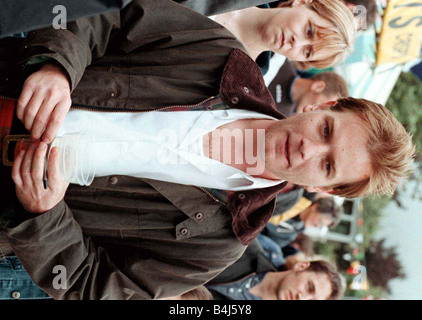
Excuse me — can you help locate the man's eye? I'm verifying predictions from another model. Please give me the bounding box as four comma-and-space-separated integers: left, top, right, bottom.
325, 159, 331, 173
324, 125, 329, 138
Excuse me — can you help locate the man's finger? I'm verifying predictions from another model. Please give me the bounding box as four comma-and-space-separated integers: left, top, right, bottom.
31, 99, 58, 140
42, 100, 71, 144
16, 84, 34, 120
47, 147, 64, 190
11, 150, 25, 187
31, 141, 48, 183
22, 92, 44, 132
20, 142, 38, 187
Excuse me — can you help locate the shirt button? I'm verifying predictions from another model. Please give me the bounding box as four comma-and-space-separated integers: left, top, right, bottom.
195, 212, 203, 220
12, 291, 20, 299
272, 253, 278, 259
231, 97, 239, 104
229, 288, 235, 293
243, 87, 249, 93
238, 193, 246, 200
109, 176, 118, 185
180, 228, 188, 235
110, 92, 116, 97
238, 288, 243, 293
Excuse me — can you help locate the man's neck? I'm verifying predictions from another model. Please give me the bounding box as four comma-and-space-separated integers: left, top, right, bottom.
203, 118, 277, 179
249, 271, 285, 299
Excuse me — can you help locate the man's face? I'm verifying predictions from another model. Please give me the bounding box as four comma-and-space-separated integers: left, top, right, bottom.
277, 270, 332, 300
263, 104, 372, 191
302, 204, 334, 229
261, 3, 335, 62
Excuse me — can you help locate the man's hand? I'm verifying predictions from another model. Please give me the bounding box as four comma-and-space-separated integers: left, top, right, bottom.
12, 141, 69, 214
17, 63, 72, 143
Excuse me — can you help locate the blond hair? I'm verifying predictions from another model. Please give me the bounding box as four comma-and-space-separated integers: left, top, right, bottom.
330, 98, 415, 198
280, 0, 356, 69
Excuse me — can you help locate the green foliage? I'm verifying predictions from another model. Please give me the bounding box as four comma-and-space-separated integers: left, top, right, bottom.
385, 72, 422, 200
361, 196, 391, 245
385, 72, 422, 156
365, 239, 406, 293
313, 241, 341, 262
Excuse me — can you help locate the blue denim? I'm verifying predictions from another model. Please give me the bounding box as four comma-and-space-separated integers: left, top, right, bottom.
207, 273, 266, 300
257, 233, 285, 269
0, 256, 50, 300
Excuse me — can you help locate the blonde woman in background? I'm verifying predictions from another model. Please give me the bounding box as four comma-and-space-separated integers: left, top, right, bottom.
213, 0, 356, 69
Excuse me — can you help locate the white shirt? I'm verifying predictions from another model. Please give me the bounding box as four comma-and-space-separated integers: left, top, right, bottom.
57, 108, 284, 190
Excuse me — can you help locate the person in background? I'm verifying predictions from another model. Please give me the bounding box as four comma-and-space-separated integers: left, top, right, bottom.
272, 0, 378, 29
267, 59, 349, 117
212, 0, 356, 70
258, 196, 343, 267
206, 246, 344, 301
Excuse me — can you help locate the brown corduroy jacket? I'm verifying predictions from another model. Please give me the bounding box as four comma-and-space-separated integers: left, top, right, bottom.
0, 0, 287, 299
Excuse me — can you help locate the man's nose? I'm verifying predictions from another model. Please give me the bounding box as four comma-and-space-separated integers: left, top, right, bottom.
300, 138, 329, 160
290, 35, 312, 48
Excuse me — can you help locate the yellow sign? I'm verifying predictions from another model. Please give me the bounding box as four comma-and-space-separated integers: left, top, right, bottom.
377, 0, 422, 65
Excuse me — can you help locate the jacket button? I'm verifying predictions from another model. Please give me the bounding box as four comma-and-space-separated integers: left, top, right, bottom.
109, 176, 118, 185
180, 228, 188, 235
110, 92, 116, 97
195, 212, 203, 220
243, 87, 249, 93
12, 291, 20, 299
231, 97, 239, 104
238, 193, 246, 200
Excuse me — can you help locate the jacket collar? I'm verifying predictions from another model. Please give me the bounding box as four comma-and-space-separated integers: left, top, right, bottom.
219, 49, 285, 120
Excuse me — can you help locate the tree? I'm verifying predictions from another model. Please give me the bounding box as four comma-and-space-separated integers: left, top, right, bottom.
365, 239, 406, 293
385, 72, 422, 204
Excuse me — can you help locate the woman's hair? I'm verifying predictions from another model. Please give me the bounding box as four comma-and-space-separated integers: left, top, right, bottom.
280, 0, 356, 69
329, 98, 415, 198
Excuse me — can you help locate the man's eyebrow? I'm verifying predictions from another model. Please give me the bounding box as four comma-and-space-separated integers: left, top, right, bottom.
328, 115, 337, 181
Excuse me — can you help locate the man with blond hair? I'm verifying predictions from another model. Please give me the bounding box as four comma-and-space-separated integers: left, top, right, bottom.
0, 0, 414, 300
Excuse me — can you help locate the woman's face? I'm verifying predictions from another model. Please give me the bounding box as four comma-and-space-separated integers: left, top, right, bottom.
261, 4, 335, 62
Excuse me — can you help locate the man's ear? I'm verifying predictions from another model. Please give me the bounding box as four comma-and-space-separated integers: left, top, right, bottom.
304, 186, 334, 194
293, 261, 311, 272
302, 100, 337, 113
311, 80, 326, 93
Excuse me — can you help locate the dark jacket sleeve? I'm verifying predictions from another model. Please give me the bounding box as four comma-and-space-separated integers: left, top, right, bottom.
0, 0, 132, 39
20, 9, 121, 91
174, 0, 279, 15
3, 200, 244, 300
